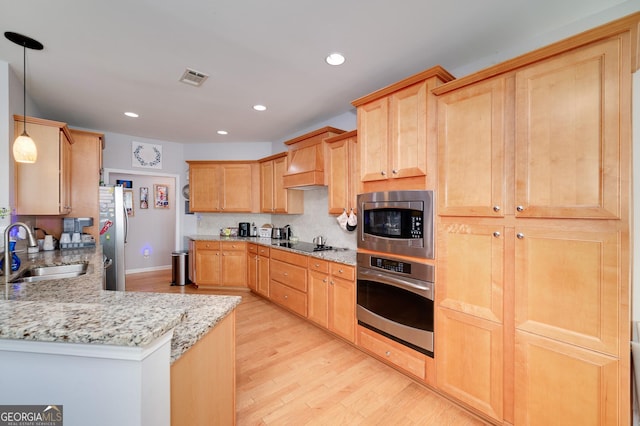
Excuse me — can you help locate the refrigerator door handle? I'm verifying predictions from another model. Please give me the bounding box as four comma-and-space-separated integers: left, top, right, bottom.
123, 203, 129, 244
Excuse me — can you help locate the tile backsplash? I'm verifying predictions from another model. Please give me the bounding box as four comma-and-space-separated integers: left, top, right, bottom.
195, 187, 357, 250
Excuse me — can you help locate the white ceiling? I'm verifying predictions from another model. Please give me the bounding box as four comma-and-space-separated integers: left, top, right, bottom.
1, 0, 637, 144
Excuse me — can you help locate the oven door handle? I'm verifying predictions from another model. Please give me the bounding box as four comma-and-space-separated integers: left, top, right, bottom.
358, 268, 433, 299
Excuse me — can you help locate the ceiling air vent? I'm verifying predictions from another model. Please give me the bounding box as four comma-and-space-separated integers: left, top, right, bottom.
179, 68, 209, 87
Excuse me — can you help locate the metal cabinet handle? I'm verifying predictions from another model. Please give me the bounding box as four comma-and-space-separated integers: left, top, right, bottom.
284, 295, 288, 299
392, 169, 398, 175
323, 278, 327, 283
493, 206, 500, 212
516, 205, 524, 212
493, 231, 501, 238
385, 351, 391, 357
517, 233, 525, 239
381, 170, 386, 176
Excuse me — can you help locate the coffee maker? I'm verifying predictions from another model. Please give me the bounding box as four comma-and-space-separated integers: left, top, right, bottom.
238, 222, 251, 237
61, 217, 96, 249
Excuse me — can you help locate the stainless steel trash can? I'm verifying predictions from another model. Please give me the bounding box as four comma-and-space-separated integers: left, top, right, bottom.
171, 250, 189, 286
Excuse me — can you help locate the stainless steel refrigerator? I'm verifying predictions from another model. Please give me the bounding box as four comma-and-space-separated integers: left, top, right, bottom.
99, 185, 128, 291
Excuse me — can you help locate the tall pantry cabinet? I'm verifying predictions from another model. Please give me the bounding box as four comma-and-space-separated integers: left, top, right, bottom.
434, 15, 637, 425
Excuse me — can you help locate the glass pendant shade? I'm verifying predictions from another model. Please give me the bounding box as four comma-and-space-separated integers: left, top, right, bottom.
13, 131, 38, 163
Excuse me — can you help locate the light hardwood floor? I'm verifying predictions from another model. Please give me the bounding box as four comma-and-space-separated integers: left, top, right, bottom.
126, 270, 487, 425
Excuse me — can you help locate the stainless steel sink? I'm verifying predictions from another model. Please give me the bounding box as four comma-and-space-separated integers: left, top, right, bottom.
9, 262, 88, 283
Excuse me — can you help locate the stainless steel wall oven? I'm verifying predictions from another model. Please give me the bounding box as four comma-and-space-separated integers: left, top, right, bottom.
356, 252, 434, 357
357, 190, 434, 259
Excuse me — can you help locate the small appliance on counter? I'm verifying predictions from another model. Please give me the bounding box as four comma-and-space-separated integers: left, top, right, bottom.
238, 222, 251, 237
60, 217, 96, 249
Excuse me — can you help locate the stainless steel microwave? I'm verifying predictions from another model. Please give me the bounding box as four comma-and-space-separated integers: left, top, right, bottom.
357, 190, 434, 259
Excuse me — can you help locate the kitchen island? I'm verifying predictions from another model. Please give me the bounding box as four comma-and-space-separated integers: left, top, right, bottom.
0, 246, 241, 426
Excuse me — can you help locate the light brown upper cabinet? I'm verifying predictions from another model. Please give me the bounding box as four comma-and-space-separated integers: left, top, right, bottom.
259, 153, 303, 214
187, 161, 258, 213
69, 129, 104, 240
282, 126, 345, 189
14, 115, 73, 215
437, 36, 625, 220
325, 130, 358, 215
352, 66, 454, 192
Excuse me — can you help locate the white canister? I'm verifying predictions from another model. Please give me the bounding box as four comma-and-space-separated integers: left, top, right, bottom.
43, 235, 55, 251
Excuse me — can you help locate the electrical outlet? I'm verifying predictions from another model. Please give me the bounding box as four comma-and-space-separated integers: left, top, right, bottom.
143, 248, 150, 258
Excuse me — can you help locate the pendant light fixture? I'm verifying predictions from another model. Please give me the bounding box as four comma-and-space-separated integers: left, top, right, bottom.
4, 31, 44, 164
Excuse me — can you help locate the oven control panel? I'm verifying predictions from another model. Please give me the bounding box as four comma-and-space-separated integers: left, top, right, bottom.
371, 256, 412, 274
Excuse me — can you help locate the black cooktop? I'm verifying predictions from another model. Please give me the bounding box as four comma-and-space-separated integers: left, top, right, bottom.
271, 241, 335, 253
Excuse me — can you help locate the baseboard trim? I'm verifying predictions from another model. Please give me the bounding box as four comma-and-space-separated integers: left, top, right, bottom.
126, 265, 171, 275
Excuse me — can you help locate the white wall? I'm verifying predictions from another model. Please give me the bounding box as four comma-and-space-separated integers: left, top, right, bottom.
109, 172, 176, 273
0, 60, 11, 240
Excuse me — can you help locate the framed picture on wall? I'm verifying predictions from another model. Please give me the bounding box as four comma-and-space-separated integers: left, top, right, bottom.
140, 187, 149, 209
154, 184, 169, 209
124, 190, 134, 216
116, 179, 133, 188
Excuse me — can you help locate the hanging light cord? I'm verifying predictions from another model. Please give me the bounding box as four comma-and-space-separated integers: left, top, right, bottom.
22, 42, 27, 136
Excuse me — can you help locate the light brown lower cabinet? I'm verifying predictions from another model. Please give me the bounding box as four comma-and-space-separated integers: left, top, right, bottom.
269, 248, 308, 316
171, 311, 236, 426
247, 243, 270, 297
193, 241, 247, 288
308, 259, 356, 343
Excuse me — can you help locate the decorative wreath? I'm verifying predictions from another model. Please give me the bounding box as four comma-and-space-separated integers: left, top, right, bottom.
133, 144, 162, 167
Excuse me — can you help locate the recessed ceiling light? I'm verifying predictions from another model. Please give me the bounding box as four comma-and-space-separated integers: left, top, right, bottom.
325, 53, 345, 66
124, 112, 139, 118
253, 104, 267, 111
217, 130, 228, 135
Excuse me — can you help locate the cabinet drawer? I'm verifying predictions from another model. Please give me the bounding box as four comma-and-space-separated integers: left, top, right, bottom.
270, 248, 308, 267
221, 241, 245, 251
270, 280, 307, 317
195, 241, 220, 250
270, 259, 307, 292
330, 263, 355, 281
357, 326, 426, 380
308, 258, 329, 273
248, 243, 258, 255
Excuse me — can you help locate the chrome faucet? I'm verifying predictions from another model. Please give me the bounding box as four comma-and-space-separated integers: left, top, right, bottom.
3, 222, 38, 293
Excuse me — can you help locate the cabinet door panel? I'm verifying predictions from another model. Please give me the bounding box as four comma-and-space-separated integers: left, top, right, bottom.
329, 276, 355, 342
515, 331, 619, 426
195, 249, 220, 285
437, 223, 504, 322
515, 38, 622, 219
438, 77, 506, 216
436, 308, 503, 421
307, 269, 329, 328
514, 227, 619, 355
358, 98, 389, 182
220, 164, 253, 212
257, 255, 270, 297
59, 130, 72, 214
273, 156, 289, 213
260, 160, 275, 212
389, 81, 427, 179
190, 164, 220, 211
221, 250, 246, 287
14, 120, 64, 215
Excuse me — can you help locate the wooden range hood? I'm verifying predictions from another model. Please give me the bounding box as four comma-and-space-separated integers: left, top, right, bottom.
282, 126, 346, 189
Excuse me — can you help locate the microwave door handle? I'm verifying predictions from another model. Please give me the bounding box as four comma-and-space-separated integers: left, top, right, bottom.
358, 268, 432, 296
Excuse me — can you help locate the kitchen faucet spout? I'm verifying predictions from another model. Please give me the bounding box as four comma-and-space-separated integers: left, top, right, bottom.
3, 222, 38, 296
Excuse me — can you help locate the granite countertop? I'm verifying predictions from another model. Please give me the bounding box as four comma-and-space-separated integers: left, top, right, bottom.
189, 234, 357, 266
0, 247, 241, 363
